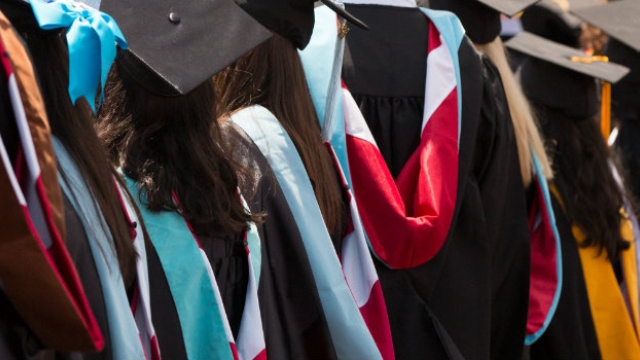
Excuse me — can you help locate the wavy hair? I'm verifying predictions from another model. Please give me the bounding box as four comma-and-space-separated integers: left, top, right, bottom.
539, 107, 629, 260
97, 55, 255, 237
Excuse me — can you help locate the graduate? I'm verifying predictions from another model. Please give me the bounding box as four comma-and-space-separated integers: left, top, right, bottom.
417, 1, 561, 357
294, 0, 551, 358
98, 0, 276, 358
0, 4, 104, 358
0, 0, 159, 359
571, 0, 640, 207
506, 29, 640, 359
214, 1, 393, 358
217, 119, 338, 359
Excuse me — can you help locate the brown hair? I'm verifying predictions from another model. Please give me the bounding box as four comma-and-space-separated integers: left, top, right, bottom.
214, 35, 346, 239
22, 31, 137, 284
97, 55, 254, 237
539, 108, 628, 260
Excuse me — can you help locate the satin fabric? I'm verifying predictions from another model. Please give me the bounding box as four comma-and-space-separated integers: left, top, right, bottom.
53, 138, 147, 360
231, 105, 382, 360
0, 11, 102, 351
339, 5, 531, 358
124, 177, 235, 360
574, 216, 640, 359
221, 122, 337, 359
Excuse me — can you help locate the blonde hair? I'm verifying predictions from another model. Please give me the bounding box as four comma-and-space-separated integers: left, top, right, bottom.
474, 37, 554, 186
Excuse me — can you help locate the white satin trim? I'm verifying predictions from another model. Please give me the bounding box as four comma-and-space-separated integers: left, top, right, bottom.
341, 0, 417, 8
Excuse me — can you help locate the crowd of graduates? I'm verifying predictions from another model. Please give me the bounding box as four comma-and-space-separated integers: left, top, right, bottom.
2, 0, 640, 359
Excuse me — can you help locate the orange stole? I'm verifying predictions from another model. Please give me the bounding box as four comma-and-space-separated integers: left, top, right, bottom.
551, 185, 640, 359
572, 215, 640, 360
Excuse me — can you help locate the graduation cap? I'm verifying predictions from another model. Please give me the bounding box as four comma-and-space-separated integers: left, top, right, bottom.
520, 0, 582, 47
572, 0, 640, 53
101, 0, 273, 96
506, 31, 629, 83
236, 0, 367, 51
506, 31, 630, 138
102, 0, 367, 96
429, 0, 540, 44
479, 0, 540, 16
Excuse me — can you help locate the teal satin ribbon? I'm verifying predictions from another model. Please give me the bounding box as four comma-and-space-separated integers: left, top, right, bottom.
29, 0, 127, 112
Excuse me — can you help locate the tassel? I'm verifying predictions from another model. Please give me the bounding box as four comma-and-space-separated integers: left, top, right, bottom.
600, 80, 611, 141
569, 55, 611, 141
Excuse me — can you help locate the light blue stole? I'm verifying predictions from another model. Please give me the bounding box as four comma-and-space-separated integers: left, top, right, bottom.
123, 177, 235, 360
526, 153, 563, 345
231, 105, 382, 360
52, 138, 145, 360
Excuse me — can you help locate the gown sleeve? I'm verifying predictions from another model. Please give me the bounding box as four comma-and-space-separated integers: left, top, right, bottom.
474, 55, 531, 360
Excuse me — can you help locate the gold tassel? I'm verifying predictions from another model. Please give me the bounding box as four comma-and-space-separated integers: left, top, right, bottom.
600, 80, 611, 141
570, 55, 611, 141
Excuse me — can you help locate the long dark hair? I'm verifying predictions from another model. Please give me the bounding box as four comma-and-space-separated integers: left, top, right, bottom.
539, 107, 629, 260
97, 55, 254, 237
214, 35, 346, 239
19, 29, 137, 284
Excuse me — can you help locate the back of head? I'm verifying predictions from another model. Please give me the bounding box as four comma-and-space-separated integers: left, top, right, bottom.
98, 53, 254, 237
532, 90, 627, 260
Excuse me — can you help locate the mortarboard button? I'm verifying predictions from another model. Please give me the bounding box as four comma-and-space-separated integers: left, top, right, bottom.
168, 12, 180, 24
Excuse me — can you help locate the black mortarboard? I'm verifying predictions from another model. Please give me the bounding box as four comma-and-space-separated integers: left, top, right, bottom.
235, 0, 368, 50
606, 38, 640, 84
572, 0, 640, 53
506, 31, 630, 83
429, 0, 540, 44
507, 31, 629, 120
101, 0, 273, 96
520, 0, 582, 47
479, 0, 540, 16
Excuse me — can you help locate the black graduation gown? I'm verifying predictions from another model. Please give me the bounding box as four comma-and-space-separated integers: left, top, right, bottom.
519, 55, 615, 360
608, 39, 640, 204
221, 122, 337, 359
342, 5, 531, 359
529, 196, 601, 360
145, 237, 188, 359
147, 211, 249, 356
